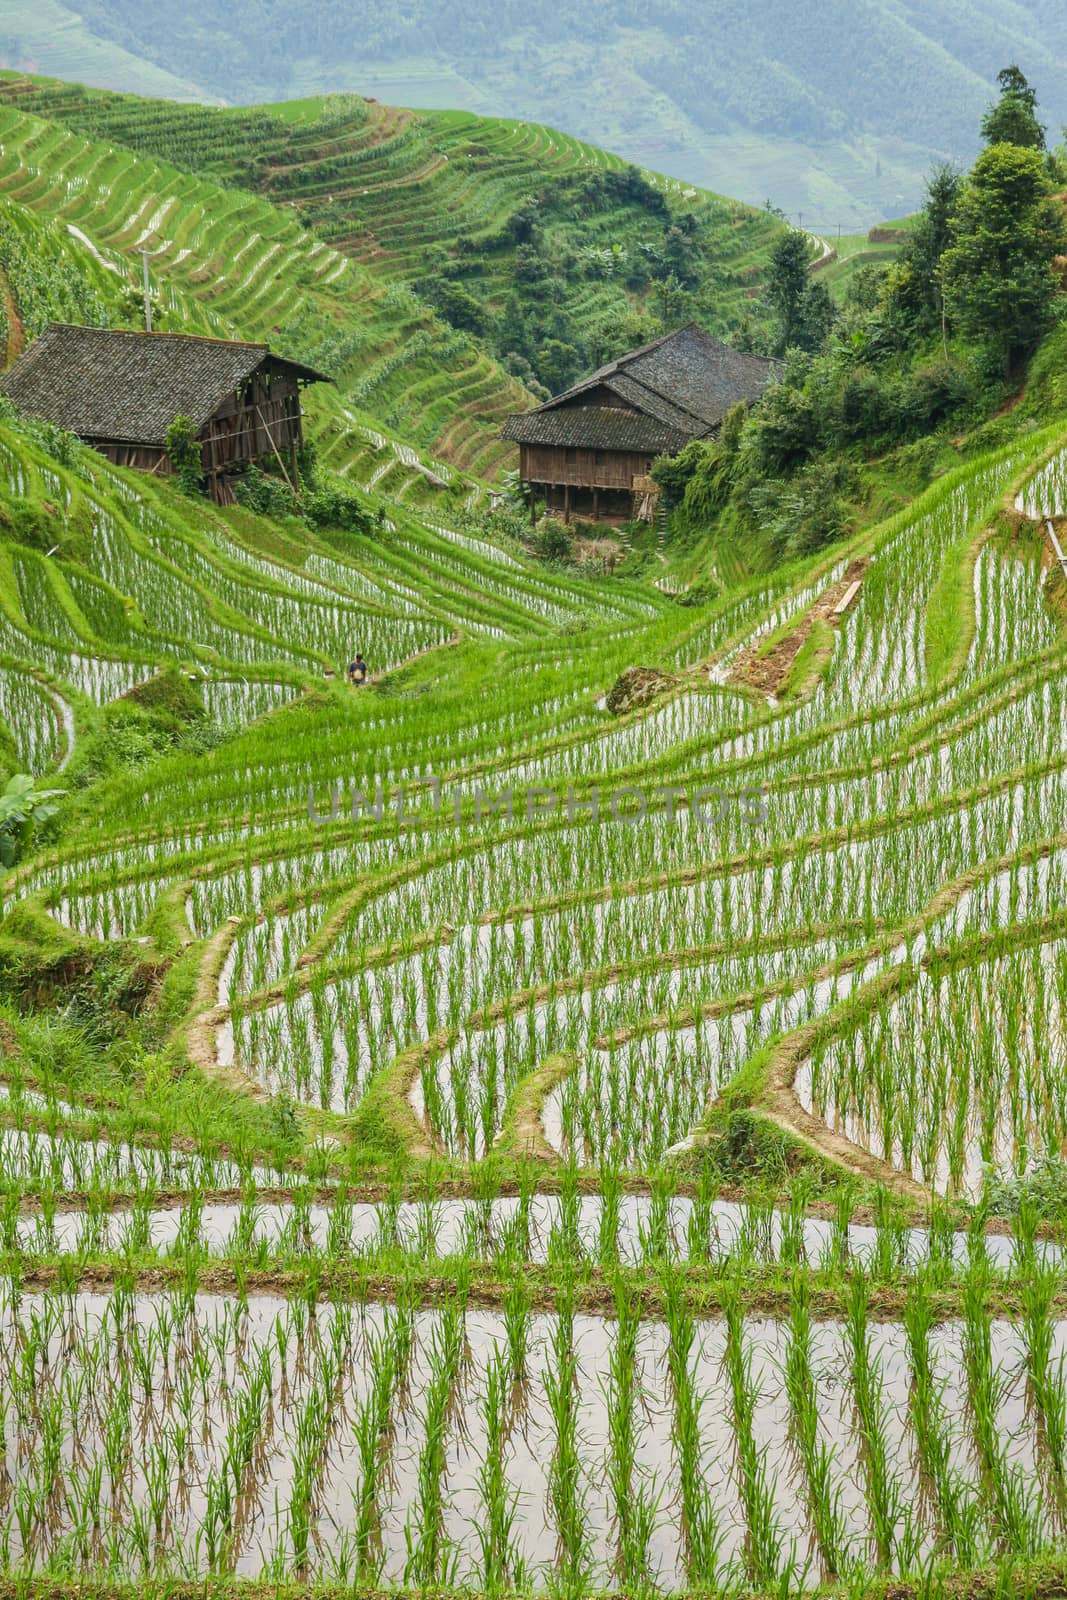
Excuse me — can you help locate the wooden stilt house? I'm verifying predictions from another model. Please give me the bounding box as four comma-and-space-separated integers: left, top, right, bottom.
502, 324, 777, 524
0, 324, 330, 503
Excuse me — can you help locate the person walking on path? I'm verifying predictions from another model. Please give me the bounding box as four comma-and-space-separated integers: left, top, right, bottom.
348, 652, 368, 686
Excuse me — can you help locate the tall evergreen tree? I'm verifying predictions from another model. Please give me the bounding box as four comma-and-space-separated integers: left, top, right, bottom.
890, 163, 961, 339
766, 230, 832, 354
766, 231, 809, 353
980, 64, 1045, 149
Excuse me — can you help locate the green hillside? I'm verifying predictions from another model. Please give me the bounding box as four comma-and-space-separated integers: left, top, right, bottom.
0, 91, 569, 484
0, 75, 789, 396
0, 0, 209, 102
5, 0, 1067, 221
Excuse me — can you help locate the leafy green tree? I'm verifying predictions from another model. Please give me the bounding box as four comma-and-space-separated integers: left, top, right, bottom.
981, 65, 1045, 150
425, 277, 487, 334
662, 221, 701, 285
766, 231, 809, 351
496, 294, 531, 359
652, 272, 691, 325
0, 774, 64, 868
800, 278, 835, 351
605, 164, 669, 217
531, 515, 573, 563
842, 261, 888, 314
512, 244, 550, 284
535, 338, 581, 393
585, 310, 660, 371
501, 350, 548, 397
891, 163, 961, 336
505, 198, 541, 244
743, 365, 819, 473
941, 142, 1066, 375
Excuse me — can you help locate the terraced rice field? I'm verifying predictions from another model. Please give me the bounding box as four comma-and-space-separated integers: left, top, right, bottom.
3, 136, 1067, 1590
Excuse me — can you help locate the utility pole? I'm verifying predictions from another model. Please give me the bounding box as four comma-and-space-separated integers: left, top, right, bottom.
140, 248, 152, 333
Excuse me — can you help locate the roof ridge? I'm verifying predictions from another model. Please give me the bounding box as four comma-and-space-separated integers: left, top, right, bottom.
501, 403, 688, 451
533, 325, 685, 411
2, 324, 329, 449
46, 322, 270, 352
504, 322, 777, 445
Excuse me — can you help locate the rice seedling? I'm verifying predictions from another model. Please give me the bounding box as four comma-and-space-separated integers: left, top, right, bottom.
404, 1297, 463, 1586
475, 1348, 527, 1594
785, 1272, 854, 1582
961, 1267, 1046, 1556
720, 1274, 796, 1591
542, 1286, 592, 1597
663, 1274, 727, 1591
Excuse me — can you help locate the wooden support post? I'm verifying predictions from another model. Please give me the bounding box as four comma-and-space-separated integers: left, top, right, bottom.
563, 483, 571, 524
256, 406, 294, 490
593, 487, 599, 523
530, 485, 537, 525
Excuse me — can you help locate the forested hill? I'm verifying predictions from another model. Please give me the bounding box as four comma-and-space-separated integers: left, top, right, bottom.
4, 0, 1067, 223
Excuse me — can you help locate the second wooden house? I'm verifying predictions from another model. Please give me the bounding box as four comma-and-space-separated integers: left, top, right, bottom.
502, 323, 777, 523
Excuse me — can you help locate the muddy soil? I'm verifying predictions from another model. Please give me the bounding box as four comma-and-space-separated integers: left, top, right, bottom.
730, 557, 871, 697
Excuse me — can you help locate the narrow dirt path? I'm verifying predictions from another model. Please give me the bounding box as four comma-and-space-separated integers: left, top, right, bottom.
50, 688, 75, 772
729, 557, 868, 697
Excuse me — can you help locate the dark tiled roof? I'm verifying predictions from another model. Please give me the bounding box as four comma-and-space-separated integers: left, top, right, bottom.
0, 324, 329, 447
503, 324, 778, 452
603, 371, 709, 434
501, 406, 688, 453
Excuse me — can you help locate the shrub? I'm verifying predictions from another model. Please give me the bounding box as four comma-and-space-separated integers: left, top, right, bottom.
748, 457, 854, 561
707, 1109, 798, 1183
0, 774, 65, 869
423, 278, 487, 334
303, 480, 374, 534
986, 1156, 1067, 1220
232, 465, 296, 519
744, 379, 819, 474
165, 414, 203, 496
531, 515, 574, 563
894, 434, 944, 491
651, 439, 706, 505
123, 664, 205, 724
0, 494, 63, 551
901, 358, 979, 431
836, 366, 898, 442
